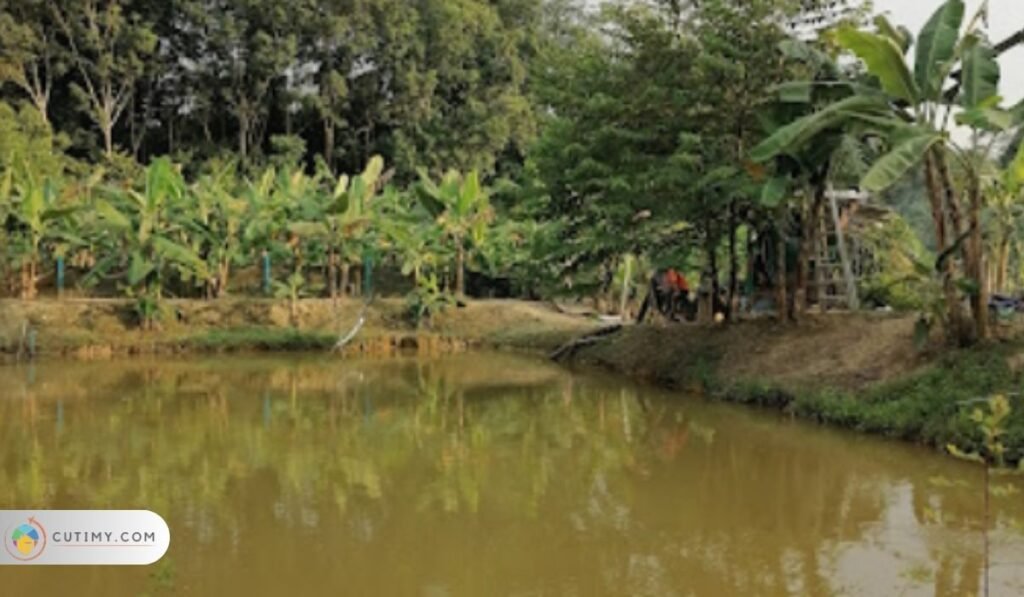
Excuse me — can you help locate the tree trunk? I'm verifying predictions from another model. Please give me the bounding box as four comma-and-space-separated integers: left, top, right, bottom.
34, 96, 49, 127
20, 262, 29, 300
328, 250, 338, 301
935, 148, 986, 341
28, 257, 37, 300
794, 190, 815, 319
218, 260, 230, 298
324, 120, 335, 172
967, 176, 989, 340
340, 262, 350, 298
239, 114, 249, 159
997, 238, 1010, 292
708, 241, 720, 320
455, 241, 466, 298
746, 231, 758, 313
925, 149, 968, 344
775, 219, 788, 322
102, 120, 114, 159
727, 204, 740, 320
619, 255, 632, 317
807, 188, 824, 308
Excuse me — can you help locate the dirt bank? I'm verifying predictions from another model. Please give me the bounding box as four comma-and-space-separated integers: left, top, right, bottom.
574, 312, 924, 392
0, 298, 598, 359
565, 313, 1024, 465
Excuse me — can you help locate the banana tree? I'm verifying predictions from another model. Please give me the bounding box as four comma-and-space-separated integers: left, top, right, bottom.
193, 163, 249, 298
757, 37, 872, 319
274, 167, 322, 277
381, 218, 446, 286
242, 167, 291, 295
0, 169, 10, 294
986, 139, 1024, 292
3, 165, 86, 299
286, 156, 385, 299
88, 158, 208, 329
332, 156, 385, 297
377, 194, 454, 323
414, 169, 494, 298
753, 0, 1021, 344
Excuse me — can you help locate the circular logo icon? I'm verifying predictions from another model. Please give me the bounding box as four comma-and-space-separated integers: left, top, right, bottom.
5, 518, 46, 561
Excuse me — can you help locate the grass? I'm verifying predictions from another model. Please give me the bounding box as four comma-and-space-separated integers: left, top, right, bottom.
182, 327, 338, 352
0, 298, 596, 357
720, 342, 1024, 466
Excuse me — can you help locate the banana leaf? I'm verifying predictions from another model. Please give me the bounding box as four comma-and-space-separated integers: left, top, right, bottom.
94, 200, 132, 229
128, 251, 154, 286
914, 0, 965, 100
961, 36, 1000, 109
750, 95, 886, 162
861, 132, 942, 192
874, 15, 913, 54
837, 27, 919, 103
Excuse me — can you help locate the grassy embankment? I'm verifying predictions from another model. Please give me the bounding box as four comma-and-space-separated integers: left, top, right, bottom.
571, 313, 1024, 465
0, 298, 598, 359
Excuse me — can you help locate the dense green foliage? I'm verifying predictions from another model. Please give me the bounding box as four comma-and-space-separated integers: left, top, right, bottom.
754, 0, 1024, 341
2, 0, 1024, 342
0, 0, 537, 178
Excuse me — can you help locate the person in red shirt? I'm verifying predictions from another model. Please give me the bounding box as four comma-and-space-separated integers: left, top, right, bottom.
664, 268, 689, 295
661, 268, 690, 319
637, 268, 692, 322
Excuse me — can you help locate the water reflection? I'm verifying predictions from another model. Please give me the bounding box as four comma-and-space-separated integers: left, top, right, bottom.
0, 354, 1021, 596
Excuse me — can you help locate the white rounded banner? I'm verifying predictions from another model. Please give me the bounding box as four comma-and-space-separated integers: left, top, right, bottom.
1, 510, 169, 565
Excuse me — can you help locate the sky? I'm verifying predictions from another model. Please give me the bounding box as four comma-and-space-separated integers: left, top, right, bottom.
879, 0, 1024, 104
585, 1, 1024, 103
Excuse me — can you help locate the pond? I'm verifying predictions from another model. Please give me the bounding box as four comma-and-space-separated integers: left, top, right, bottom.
1, 353, 1022, 596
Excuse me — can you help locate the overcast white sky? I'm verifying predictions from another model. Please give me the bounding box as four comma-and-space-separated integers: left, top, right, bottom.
588, 1, 1024, 103
880, 0, 1024, 104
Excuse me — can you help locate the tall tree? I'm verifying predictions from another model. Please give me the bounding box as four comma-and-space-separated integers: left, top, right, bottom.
177, 0, 300, 162
0, 0, 65, 124
50, 0, 157, 158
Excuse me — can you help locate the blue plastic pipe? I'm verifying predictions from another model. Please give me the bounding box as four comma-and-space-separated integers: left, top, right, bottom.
56, 256, 65, 296
363, 252, 374, 297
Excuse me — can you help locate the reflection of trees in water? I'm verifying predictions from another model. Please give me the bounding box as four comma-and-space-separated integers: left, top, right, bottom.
0, 357, 1022, 595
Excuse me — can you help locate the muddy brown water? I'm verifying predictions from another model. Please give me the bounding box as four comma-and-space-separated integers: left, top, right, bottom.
0, 353, 1022, 596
